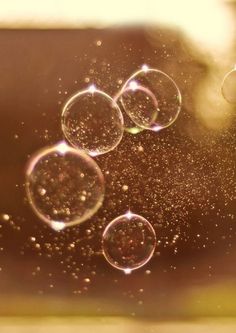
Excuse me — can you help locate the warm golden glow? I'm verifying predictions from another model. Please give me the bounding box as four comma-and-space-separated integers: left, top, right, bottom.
0, 1, 235, 128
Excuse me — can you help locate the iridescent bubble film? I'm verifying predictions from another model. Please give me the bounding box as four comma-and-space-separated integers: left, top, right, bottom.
25, 142, 104, 230
61, 86, 124, 156
120, 66, 182, 131
102, 212, 156, 272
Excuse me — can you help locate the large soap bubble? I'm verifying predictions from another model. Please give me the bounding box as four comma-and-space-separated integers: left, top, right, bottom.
119, 66, 182, 131
102, 212, 156, 273
61, 85, 124, 156
113, 83, 156, 134
25, 142, 105, 230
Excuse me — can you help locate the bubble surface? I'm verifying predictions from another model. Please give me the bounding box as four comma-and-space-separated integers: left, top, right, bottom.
102, 212, 156, 272
25, 142, 105, 230
221, 67, 236, 104
61, 86, 124, 156
120, 66, 182, 131
114, 85, 146, 135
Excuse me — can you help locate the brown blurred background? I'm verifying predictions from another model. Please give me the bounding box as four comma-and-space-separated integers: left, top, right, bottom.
0, 1, 236, 331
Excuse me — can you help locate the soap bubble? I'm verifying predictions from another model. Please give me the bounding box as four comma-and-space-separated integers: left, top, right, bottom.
102, 212, 156, 272
25, 142, 104, 230
221, 67, 236, 104
120, 66, 182, 131
61, 85, 124, 156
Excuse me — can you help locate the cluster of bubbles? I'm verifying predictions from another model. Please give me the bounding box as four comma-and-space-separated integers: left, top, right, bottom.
25, 65, 182, 272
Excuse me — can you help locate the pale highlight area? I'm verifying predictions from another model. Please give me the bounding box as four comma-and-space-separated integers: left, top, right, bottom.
0, 318, 236, 333
1, 1, 235, 129
0, 0, 234, 52
194, 70, 233, 130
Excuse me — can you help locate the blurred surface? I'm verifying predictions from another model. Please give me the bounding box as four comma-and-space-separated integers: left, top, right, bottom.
1, 318, 236, 333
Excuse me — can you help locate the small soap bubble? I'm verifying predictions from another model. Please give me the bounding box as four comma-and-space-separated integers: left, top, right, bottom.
221, 67, 236, 104
119, 66, 182, 131
102, 212, 156, 272
25, 142, 104, 230
61, 86, 124, 156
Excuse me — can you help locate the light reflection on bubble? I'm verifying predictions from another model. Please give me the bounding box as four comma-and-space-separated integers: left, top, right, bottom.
25, 142, 105, 230
120, 111, 144, 135
221, 67, 236, 104
61, 86, 124, 156
120, 66, 182, 131
102, 212, 156, 273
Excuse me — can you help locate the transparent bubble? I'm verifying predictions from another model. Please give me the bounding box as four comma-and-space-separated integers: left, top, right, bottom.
61, 85, 124, 156
221, 67, 236, 104
25, 142, 105, 230
102, 212, 156, 272
120, 66, 182, 131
